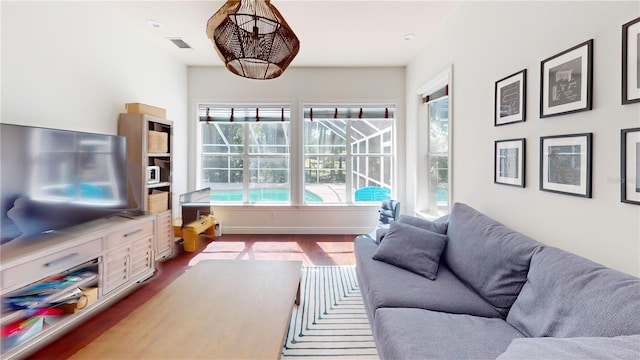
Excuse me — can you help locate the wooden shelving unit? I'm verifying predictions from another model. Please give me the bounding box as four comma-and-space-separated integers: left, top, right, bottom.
118, 113, 174, 261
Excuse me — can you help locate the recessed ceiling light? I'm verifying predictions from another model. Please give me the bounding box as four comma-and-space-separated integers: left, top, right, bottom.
146, 19, 162, 29
402, 33, 415, 41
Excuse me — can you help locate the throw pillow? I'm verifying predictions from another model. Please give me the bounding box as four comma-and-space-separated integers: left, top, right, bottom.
372, 221, 447, 280
397, 215, 448, 234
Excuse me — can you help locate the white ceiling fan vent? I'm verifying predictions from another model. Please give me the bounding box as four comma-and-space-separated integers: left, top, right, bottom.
168, 38, 191, 49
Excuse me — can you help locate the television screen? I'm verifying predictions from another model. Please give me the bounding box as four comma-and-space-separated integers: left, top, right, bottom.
1, 124, 129, 244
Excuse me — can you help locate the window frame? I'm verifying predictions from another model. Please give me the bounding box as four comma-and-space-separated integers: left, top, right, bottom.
415, 66, 453, 218
195, 102, 397, 206
196, 104, 292, 204
302, 104, 396, 205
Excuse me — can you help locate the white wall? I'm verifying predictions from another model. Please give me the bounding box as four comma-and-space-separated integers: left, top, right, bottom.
406, 1, 640, 276
1, 1, 188, 214
4, 1, 637, 274
188, 66, 405, 234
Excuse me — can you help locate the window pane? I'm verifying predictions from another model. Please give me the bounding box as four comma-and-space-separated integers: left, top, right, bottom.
248, 123, 290, 154
302, 106, 395, 204
369, 136, 381, 154
428, 99, 449, 153
200, 114, 290, 203
202, 156, 243, 187
352, 155, 391, 202
384, 156, 391, 184
249, 157, 290, 203
425, 96, 450, 215
369, 157, 381, 182
202, 123, 244, 154
428, 154, 449, 213
304, 155, 346, 203
304, 120, 346, 155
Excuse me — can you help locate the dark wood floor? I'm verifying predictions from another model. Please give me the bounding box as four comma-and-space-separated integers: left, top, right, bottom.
27, 234, 357, 359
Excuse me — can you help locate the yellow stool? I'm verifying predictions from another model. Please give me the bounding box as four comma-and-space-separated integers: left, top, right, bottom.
173, 215, 216, 252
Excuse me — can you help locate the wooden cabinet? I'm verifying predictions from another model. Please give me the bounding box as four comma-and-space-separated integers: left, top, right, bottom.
0, 215, 156, 359
103, 246, 130, 294
102, 217, 155, 295
154, 210, 174, 260
118, 113, 173, 261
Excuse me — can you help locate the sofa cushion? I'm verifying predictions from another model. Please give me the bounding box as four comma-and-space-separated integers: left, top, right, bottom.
374, 308, 524, 360
355, 235, 502, 321
496, 335, 640, 360
506, 246, 640, 338
372, 222, 447, 280
445, 203, 542, 317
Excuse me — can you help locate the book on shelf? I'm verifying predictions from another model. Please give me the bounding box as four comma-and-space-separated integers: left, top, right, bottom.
2, 271, 98, 310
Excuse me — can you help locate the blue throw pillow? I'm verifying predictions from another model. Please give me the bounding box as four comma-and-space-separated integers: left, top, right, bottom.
372, 221, 447, 280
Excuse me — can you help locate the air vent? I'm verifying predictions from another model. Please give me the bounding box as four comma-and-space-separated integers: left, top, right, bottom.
168, 38, 191, 49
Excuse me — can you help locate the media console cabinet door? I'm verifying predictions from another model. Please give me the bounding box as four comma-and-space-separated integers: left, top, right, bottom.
69, 260, 302, 359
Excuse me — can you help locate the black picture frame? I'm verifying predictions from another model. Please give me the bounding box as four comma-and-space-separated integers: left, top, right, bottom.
621, 127, 640, 204
540, 133, 592, 198
494, 70, 526, 126
494, 138, 525, 187
540, 40, 593, 118
622, 17, 640, 104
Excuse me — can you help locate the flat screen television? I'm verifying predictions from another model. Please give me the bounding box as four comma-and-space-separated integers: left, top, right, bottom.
1, 123, 129, 245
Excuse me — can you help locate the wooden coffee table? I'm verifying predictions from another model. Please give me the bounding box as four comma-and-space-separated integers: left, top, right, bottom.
70, 260, 302, 359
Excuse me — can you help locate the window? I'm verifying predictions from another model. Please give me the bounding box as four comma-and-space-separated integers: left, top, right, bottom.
426, 96, 449, 215
416, 66, 452, 217
198, 105, 290, 203
303, 106, 395, 204
196, 104, 395, 205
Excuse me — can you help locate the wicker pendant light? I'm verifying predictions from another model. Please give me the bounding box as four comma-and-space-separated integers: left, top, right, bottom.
206, 0, 300, 80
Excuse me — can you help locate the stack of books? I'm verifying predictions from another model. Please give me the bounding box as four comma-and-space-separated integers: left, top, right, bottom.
1, 260, 99, 349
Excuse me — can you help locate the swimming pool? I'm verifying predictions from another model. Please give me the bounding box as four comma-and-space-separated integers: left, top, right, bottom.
211, 188, 323, 203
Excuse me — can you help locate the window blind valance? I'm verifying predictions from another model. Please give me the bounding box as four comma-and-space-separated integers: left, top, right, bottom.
199, 105, 291, 122
423, 86, 448, 103
303, 106, 396, 121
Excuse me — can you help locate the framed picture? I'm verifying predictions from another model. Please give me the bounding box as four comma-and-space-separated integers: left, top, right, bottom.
622, 17, 640, 104
495, 70, 526, 126
621, 128, 640, 204
495, 138, 525, 187
540, 133, 592, 197
540, 40, 593, 118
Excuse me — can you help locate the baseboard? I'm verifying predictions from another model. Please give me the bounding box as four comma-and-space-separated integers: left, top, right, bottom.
220, 226, 371, 235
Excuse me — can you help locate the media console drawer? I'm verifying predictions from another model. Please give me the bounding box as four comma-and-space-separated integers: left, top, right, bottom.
1, 238, 102, 292
105, 220, 154, 249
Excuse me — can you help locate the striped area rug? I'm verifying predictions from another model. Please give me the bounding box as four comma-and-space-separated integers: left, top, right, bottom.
282, 266, 379, 359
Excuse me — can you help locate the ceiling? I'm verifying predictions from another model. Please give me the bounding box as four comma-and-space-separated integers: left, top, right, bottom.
104, 1, 460, 68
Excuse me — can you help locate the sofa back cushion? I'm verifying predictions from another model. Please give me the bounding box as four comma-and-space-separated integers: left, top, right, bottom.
506, 246, 640, 337
445, 203, 542, 317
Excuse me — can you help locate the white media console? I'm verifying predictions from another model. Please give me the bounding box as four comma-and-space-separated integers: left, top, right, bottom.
0, 213, 164, 359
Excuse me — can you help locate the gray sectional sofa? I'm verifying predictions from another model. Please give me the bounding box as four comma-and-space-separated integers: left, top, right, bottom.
355, 202, 640, 359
